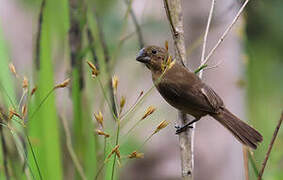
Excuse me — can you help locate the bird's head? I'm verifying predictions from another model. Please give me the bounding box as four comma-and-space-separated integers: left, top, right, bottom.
136, 45, 169, 72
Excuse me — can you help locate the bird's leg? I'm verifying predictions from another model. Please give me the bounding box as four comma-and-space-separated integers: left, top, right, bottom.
175, 118, 200, 134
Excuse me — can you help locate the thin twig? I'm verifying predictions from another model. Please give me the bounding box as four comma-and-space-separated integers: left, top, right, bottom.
61, 115, 87, 180
35, 0, 46, 69
124, 0, 144, 48
26, 135, 42, 180
163, 0, 186, 67
199, 0, 216, 78
248, 150, 260, 177
94, 11, 110, 64
111, 120, 120, 180
163, 0, 193, 179
243, 147, 249, 180
86, 25, 99, 68
94, 11, 118, 117
258, 112, 283, 180
0, 113, 10, 180
200, 0, 249, 68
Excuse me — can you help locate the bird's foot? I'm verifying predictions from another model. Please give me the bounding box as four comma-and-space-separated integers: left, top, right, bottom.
175, 124, 193, 134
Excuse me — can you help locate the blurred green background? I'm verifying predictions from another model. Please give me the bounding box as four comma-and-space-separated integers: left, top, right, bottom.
0, 0, 282, 180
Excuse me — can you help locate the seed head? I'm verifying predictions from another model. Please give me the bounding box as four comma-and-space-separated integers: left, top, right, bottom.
54, 78, 71, 89
95, 129, 110, 138
9, 63, 17, 77
87, 61, 99, 77
128, 151, 144, 159
94, 111, 104, 127
9, 107, 22, 120
120, 96, 126, 110
22, 76, 28, 89
165, 40, 169, 51
141, 106, 156, 120
21, 104, 27, 119
154, 120, 170, 134
112, 75, 118, 94
106, 145, 120, 160
31, 86, 38, 96
168, 59, 176, 69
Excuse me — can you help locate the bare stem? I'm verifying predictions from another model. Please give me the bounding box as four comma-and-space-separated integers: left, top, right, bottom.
93, 10, 118, 117
163, 0, 192, 179
200, 0, 250, 68
199, 0, 216, 78
0, 116, 10, 180
257, 112, 283, 180
61, 114, 86, 180
124, 0, 144, 48
35, 0, 46, 69
243, 147, 249, 180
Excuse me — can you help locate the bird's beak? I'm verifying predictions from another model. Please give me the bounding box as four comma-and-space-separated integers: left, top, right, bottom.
136, 48, 150, 63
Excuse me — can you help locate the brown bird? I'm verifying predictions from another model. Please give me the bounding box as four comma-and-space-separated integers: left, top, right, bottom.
136, 45, 262, 149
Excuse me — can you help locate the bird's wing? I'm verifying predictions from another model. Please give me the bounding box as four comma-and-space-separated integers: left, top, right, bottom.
157, 77, 223, 114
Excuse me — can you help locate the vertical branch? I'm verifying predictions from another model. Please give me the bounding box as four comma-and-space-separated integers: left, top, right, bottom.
163, 1, 192, 179
257, 112, 283, 180
35, 0, 46, 69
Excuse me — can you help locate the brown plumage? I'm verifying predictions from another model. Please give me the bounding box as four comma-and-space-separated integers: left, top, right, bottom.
136, 45, 263, 149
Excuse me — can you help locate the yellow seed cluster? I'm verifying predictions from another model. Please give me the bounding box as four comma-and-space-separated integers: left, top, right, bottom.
141, 106, 156, 120
94, 111, 104, 127
95, 129, 110, 138
54, 78, 71, 89
9, 63, 17, 76
22, 76, 29, 89
120, 96, 126, 110
128, 151, 144, 159
87, 61, 99, 77
112, 75, 118, 94
22, 104, 27, 119
154, 120, 169, 134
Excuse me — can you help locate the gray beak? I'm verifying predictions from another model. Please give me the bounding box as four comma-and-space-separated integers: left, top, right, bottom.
136, 48, 150, 63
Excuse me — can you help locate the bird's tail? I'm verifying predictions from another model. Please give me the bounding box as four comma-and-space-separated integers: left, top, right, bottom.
212, 108, 263, 149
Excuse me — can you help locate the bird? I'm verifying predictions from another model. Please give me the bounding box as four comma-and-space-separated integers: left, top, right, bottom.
136, 45, 263, 149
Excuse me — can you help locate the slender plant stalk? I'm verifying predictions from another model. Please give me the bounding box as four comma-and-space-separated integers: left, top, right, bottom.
199, 0, 215, 78
257, 112, 283, 180
35, 0, 46, 69
124, 0, 144, 48
243, 147, 249, 180
26, 135, 42, 180
111, 120, 120, 180
248, 150, 260, 177
199, 0, 250, 69
0, 118, 10, 180
93, 8, 118, 117
61, 114, 87, 180
29, 89, 54, 121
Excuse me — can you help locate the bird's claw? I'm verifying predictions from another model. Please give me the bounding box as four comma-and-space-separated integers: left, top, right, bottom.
175, 125, 193, 134
174, 125, 180, 129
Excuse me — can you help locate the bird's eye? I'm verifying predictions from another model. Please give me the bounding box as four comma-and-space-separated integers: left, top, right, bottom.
152, 49, 157, 54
